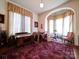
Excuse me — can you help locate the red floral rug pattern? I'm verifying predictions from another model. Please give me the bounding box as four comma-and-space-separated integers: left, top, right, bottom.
1, 41, 75, 59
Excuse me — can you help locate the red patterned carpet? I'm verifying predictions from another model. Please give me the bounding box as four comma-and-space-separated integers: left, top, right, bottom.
0, 41, 75, 59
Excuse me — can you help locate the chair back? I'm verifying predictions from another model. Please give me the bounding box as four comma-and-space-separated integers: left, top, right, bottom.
67, 32, 74, 40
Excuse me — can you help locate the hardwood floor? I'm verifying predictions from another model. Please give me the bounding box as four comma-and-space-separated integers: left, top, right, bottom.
74, 47, 79, 59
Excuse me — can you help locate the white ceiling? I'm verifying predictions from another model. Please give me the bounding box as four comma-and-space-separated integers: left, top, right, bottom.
10, 0, 69, 14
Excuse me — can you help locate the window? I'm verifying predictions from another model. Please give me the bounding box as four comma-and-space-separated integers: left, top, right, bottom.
25, 16, 31, 33
45, 19, 48, 32
9, 12, 31, 35
56, 18, 63, 35
13, 13, 21, 34
49, 20, 54, 34
45, 15, 72, 36
9, 12, 21, 35
63, 16, 72, 36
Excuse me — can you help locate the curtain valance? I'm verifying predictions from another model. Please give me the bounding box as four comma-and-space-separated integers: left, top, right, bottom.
47, 10, 74, 20
7, 2, 32, 18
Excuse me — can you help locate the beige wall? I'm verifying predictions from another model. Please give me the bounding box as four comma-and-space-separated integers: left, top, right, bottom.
38, 0, 79, 46
32, 12, 38, 32
0, 0, 7, 31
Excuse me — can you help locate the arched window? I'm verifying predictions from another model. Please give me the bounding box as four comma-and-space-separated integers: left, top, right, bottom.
45, 10, 73, 36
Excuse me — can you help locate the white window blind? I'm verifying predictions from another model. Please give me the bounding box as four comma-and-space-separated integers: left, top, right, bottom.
9, 12, 21, 35
49, 20, 54, 34
45, 19, 48, 32
9, 12, 31, 35
63, 16, 71, 36
25, 16, 31, 33
56, 18, 63, 35
46, 15, 72, 36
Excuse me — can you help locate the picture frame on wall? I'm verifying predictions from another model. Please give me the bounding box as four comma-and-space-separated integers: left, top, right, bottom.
0, 14, 4, 23
34, 22, 38, 27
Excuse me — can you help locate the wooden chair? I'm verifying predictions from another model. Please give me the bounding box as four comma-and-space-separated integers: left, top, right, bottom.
63, 32, 74, 44
32, 32, 39, 44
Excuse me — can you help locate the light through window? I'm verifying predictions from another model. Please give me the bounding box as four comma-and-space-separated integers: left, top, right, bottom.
9, 12, 21, 35
63, 16, 71, 36
9, 12, 31, 35
56, 18, 63, 35
45, 15, 72, 36
25, 16, 31, 33
49, 20, 54, 34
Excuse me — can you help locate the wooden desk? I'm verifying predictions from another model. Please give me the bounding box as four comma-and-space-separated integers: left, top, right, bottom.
0, 47, 9, 54
16, 34, 32, 46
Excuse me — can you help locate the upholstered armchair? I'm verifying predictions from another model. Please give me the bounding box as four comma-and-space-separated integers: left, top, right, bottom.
63, 32, 74, 44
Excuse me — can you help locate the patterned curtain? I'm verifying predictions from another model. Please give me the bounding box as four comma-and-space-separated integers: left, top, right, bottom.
7, 2, 32, 18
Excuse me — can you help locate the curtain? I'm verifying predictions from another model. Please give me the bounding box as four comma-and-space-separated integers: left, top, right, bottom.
9, 12, 31, 35
49, 20, 54, 34
7, 2, 32, 18
9, 12, 21, 35
25, 16, 31, 33
63, 16, 71, 36
56, 18, 63, 35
